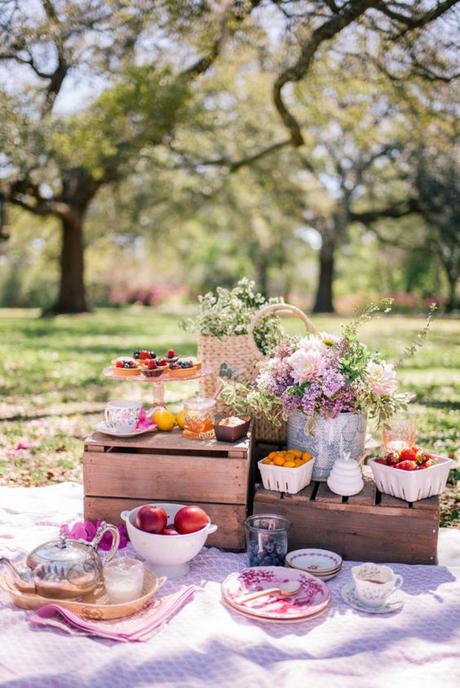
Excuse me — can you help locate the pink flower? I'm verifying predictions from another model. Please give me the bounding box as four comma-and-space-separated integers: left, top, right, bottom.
15, 440, 36, 450
365, 361, 397, 396
287, 340, 325, 383
60, 520, 128, 550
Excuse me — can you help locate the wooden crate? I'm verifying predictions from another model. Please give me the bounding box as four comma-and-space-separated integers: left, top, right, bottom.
253, 470, 439, 564
83, 426, 255, 550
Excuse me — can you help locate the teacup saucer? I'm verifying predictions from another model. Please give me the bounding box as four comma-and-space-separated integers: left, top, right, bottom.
341, 582, 404, 614
95, 422, 156, 438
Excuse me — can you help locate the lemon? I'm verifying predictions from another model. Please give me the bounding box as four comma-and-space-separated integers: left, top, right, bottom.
175, 409, 185, 429
152, 408, 176, 432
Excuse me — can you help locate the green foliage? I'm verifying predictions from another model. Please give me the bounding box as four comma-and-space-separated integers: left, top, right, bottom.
181, 278, 284, 354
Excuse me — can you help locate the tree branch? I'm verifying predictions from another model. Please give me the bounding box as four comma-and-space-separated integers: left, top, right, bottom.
350, 198, 420, 226
182, 0, 262, 79
376, 0, 459, 37
273, 0, 376, 146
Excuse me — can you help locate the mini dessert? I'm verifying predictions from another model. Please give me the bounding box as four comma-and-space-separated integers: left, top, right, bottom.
168, 358, 198, 379
166, 348, 179, 363
140, 359, 165, 378
111, 357, 140, 377
214, 416, 250, 442
133, 350, 156, 361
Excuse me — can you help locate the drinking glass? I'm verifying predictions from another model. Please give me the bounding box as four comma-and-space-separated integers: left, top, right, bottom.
381, 412, 416, 452
183, 396, 216, 440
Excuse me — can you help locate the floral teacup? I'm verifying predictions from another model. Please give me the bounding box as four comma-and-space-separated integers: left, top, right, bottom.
351, 563, 403, 608
104, 400, 142, 433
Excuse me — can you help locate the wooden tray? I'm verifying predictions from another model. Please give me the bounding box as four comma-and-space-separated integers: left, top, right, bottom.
0, 568, 163, 620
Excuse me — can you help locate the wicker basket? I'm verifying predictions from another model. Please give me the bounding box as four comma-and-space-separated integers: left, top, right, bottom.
199, 303, 316, 443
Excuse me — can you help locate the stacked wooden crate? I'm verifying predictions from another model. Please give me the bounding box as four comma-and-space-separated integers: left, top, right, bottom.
83, 426, 255, 550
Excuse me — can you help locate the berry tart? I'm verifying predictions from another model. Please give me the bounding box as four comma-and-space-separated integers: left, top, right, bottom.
140, 359, 165, 378
133, 349, 157, 362
168, 358, 200, 379
112, 356, 140, 377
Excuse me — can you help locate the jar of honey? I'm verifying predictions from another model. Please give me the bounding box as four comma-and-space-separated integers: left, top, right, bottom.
183, 396, 216, 440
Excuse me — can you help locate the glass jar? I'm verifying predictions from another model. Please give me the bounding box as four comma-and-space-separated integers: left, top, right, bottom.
183, 396, 216, 440
382, 411, 416, 452
245, 514, 291, 567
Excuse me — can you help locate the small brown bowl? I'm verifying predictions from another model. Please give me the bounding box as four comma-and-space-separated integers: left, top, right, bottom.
214, 416, 251, 442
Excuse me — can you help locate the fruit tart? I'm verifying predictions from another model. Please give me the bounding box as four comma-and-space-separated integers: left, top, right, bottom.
112, 356, 140, 377
168, 358, 199, 379
140, 359, 165, 378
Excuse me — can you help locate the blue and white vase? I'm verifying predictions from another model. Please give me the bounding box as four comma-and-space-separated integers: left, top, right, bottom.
287, 411, 367, 481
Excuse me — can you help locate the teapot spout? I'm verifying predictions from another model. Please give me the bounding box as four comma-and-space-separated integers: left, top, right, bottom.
0, 557, 35, 593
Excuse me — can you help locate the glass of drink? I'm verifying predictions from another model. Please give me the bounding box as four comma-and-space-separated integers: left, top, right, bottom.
381, 412, 416, 452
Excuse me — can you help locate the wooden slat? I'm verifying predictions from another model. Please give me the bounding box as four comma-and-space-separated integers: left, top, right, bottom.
315, 482, 343, 504
411, 496, 439, 511
85, 428, 249, 456
347, 478, 377, 507
284, 482, 317, 503
379, 492, 411, 509
84, 451, 248, 504
84, 496, 246, 550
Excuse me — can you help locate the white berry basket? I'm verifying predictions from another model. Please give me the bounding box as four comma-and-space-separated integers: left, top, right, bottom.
369, 455, 453, 502
258, 458, 315, 495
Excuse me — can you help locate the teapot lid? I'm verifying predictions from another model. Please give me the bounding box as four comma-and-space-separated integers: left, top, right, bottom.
26, 533, 97, 571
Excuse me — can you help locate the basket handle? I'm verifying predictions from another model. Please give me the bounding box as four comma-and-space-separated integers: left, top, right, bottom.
249, 303, 317, 341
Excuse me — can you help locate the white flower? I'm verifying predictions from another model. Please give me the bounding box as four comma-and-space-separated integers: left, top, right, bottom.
287, 346, 325, 383
319, 331, 340, 347
365, 361, 397, 397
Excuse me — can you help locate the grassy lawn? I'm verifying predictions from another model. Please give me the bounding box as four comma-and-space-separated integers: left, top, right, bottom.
0, 307, 458, 525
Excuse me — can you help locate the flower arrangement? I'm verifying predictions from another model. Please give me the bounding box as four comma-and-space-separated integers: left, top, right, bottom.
221, 300, 436, 429
181, 278, 283, 354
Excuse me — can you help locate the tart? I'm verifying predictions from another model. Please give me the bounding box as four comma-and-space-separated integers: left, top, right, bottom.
140, 359, 165, 378
111, 357, 140, 377
168, 358, 198, 379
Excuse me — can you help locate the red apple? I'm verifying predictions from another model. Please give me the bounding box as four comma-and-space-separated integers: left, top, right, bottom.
162, 526, 180, 536
135, 505, 167, 533
174, 505, 209, 535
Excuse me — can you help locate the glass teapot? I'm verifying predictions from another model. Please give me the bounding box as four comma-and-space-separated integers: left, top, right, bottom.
0, 522, 120, 599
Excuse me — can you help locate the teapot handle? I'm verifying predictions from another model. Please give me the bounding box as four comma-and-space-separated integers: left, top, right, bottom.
91, 523, 120, 563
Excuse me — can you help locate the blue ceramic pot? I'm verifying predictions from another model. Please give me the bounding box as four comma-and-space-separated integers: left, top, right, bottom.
287, 411, 367, 481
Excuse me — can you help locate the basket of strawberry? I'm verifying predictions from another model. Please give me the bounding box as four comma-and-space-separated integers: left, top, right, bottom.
369, 446, 452, 502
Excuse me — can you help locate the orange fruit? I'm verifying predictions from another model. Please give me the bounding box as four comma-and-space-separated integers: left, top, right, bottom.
273, 455, 286, 466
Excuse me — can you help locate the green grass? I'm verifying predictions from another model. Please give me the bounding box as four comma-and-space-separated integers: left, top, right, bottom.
0, 307, 458, 524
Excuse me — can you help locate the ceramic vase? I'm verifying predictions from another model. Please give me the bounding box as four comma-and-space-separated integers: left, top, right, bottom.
287, 411, 367, 481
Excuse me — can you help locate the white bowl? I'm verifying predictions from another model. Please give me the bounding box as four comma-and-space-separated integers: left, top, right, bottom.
258, 457, 315, 494
121, 503, 218, 578
369, 454, 453, 502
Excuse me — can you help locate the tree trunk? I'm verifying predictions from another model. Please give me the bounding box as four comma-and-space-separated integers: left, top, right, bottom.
445, 272, 458, 313
255, 252, 270, 298
313, 234, 336, 314
51, 213, 88, 314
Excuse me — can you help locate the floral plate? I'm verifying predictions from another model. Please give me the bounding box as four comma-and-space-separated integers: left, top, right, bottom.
95, 422, 156, 438
223, 597, 331, 624
285, 549, 343, 573
221, 567, 330, 620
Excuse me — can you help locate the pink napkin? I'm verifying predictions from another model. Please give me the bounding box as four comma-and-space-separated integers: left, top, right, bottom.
136, 408, 156, 430
29, 585, 200, 642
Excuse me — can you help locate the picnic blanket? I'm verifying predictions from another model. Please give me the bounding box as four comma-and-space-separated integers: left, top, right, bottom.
0, 482, 459, 688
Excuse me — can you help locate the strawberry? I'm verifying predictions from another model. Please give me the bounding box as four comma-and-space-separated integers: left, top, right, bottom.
167, 349, 176, 359
375, 458, 388, 465
394, 460, 418, 471
115, 360, 124, 368
147, 359, 157, 369
158, 359, 168, 367
398, 447, 417, 462
419, 458, 437, 469
385, 452, 400, 465
138, 350, 151, 360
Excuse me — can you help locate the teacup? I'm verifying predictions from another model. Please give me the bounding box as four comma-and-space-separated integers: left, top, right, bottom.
104, 400, 142, 433
351, 563, 403, 608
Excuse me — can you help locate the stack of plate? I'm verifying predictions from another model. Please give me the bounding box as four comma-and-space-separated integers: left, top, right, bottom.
221, 566, 331, 623
285, 549, 343, 581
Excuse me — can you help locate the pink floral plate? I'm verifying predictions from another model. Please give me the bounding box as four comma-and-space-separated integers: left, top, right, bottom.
222, 597, 332, 624
221, 567, 330, 620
